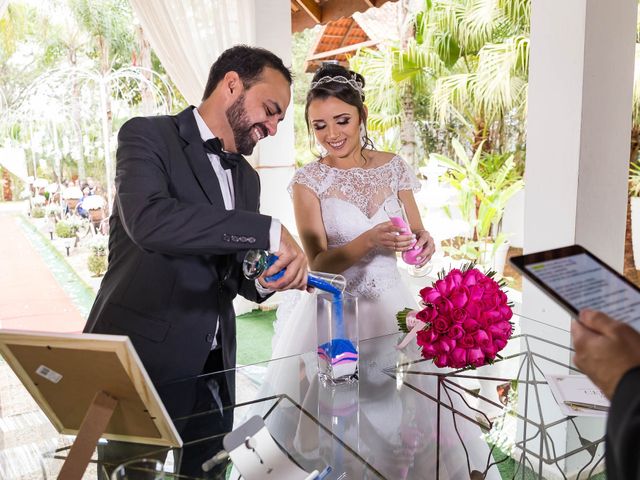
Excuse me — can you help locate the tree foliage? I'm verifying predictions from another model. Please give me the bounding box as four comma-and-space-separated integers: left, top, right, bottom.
351, 0, 531, 165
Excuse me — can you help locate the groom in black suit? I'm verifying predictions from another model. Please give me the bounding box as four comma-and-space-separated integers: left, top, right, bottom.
83, 46, 308, 407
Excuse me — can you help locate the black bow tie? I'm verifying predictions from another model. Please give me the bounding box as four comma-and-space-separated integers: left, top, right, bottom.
203, 138, 244, 170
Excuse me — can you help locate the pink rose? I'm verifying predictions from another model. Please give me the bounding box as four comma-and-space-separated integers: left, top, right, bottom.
467, 347, 486, 367
452, 308, 467, 323
493, 337, 507, 350
420, 286, 441, 303
447, 269, 464, 287
463, 317, 480, 333
462, 269, 485, 287
488, 321, 512, 338
468, 284, 485, 302
482, 342, 498, 359
421, 343, 437, 358
460, 334, 475, 348
416, 328, 438, 346
487, 323, 505, 338
473, 329, 491, 348
434, 354, 450, 368
482, 310, 501, 325
498, 321, 513, 337
449, 287, 469, 309
433, 317, 451, 334
481, 278, 499, 292
442, 336, 457, 351
466, 302, 482, 320
447, 324, 464, 340
498, 290, 508, 305
499, 305, 513, 321
434, 338, 452, 354
434, 297, 453, 314
417, 304, 438, 323
481, 293, 500, 311
434, 279, 452, 296
449, 348, 468, 368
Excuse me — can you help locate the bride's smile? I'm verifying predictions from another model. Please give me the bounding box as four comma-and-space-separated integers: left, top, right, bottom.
308, 96, 363, 163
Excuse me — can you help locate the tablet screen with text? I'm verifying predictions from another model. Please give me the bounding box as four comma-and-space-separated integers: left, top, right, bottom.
523, 252, 640, 330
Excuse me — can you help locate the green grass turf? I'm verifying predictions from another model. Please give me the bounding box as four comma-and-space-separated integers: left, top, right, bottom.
235, 308, 276, 365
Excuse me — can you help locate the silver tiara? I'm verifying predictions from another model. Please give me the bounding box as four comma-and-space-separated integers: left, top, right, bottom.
310, 74, 364, 99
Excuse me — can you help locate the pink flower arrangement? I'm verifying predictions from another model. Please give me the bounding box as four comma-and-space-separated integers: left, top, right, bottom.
397, 264, 514, 369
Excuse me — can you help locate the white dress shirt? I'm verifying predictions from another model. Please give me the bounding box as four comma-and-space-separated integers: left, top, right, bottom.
193, 109, 278, 348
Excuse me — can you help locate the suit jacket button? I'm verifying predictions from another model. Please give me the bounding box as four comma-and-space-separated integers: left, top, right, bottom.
205, 333, 215, 343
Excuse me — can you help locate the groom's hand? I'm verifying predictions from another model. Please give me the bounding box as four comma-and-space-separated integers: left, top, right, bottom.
259, 225, 308, 291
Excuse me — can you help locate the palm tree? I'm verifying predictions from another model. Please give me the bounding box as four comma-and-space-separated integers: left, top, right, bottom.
624, 44, 640, 285
352, 0, 531, 166
425, 0, 530, 154
69, 0, 134, 200
350, 10, 446, 169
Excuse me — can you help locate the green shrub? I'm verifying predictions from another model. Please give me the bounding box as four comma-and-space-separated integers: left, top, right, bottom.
31, 206, 45, 218
87, 253, 108, 276
55, 221, 75, 238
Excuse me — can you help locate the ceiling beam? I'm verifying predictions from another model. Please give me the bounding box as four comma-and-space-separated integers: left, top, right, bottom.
292, 0, 397, 33
306, 39, 379, 62
294, 0, 322, 24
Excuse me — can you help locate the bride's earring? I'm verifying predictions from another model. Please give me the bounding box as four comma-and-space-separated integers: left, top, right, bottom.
360, 122, 367, 147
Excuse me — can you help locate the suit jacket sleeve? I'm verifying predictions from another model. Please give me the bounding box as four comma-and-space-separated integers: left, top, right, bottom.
115, 116, 272, 256
235, 173, 275, 303
606, 366, 640, 480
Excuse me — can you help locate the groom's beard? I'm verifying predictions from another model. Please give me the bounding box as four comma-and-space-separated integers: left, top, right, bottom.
226, 93, 258, 156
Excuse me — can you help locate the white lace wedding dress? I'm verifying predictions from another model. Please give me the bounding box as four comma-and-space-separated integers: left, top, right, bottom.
271, 156, 420, 359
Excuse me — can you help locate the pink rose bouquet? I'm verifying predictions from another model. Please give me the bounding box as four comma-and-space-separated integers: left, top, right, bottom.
397, 264, 514, 369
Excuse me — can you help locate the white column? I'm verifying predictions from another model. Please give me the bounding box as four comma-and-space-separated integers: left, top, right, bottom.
235, 0, 296, 315
524, 0, 636, 326
520, 1, 636, 476
252, 0, 297, 233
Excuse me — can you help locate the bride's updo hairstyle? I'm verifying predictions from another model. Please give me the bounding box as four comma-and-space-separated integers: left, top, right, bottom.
305, 63, 375, 157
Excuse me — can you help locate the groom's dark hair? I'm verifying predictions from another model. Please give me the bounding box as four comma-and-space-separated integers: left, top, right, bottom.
202, 45, 292, 100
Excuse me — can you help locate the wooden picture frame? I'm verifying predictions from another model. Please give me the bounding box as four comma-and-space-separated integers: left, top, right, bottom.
0, 329, 182, 478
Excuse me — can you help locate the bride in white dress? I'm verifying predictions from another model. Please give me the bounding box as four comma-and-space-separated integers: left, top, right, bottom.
270, 64, 436, 360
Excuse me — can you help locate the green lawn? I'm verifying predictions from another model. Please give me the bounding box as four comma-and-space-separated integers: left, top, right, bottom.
236, 309, 276, 365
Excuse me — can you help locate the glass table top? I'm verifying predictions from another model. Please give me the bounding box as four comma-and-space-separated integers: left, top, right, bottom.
44, 313, 606, 479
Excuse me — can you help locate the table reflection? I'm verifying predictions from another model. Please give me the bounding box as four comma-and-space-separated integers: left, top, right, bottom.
47, 314, 606, 479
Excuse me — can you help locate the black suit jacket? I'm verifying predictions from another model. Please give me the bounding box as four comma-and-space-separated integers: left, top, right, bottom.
84, 106, 272, 397
606, 366, 640, 479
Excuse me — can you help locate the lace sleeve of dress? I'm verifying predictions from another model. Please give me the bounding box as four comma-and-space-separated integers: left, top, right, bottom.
287, 163, 319, 198
394, 156, 422, 192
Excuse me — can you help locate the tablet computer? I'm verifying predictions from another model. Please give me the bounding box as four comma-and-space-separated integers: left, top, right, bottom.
510, 244, 640, 330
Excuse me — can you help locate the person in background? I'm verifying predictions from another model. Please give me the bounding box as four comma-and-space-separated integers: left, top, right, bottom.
572, 309, 640, 480
75, 185, 91, 218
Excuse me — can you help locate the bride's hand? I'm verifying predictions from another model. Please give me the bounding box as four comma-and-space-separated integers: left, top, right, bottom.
367, 221, 415, 251
412, 229, 436, 266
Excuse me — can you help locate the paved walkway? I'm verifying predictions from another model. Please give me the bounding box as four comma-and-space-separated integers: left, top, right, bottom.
0, 207, 86, 333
